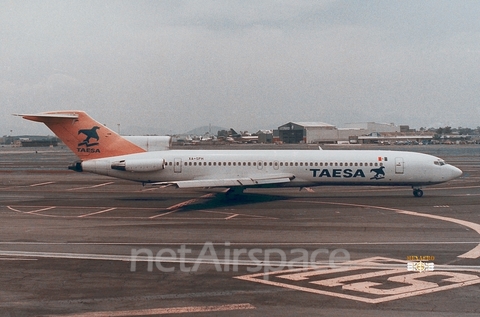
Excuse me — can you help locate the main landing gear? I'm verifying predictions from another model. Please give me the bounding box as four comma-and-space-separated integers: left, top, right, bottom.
412, 187, 424, 197
225, 187, 245, 199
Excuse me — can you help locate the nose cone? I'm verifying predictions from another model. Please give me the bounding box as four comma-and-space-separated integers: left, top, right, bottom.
448, 165, 463, 180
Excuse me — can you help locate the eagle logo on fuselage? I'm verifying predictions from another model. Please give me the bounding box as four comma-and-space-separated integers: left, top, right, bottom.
78, 126, 100, 147
370, 166, 385, 180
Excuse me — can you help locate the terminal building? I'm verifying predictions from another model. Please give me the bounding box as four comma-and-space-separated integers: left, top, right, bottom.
275, 121, 431, 144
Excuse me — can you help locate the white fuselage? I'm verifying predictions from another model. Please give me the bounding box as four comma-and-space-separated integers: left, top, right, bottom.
79, 149, 462, 188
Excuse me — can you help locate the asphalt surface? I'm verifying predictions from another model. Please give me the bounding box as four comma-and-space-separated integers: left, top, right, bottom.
0, 145, 479, 316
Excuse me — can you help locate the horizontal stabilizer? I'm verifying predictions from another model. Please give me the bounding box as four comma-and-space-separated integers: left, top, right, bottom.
14, 112, 79, 122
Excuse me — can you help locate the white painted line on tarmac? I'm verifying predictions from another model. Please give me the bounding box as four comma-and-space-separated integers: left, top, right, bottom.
165, 198, 200, 210
200, 210, 278, 219
66, 182, 115, 191
0, 257, 37, 261
26, 206, 56, 214
138, 184, 172, 192
149, 193, 218, 219
78, 208, 117, 218
148, 210, 178, 219
297, 200, 480, 259
29, 181, 55, 187
0, 241, 479, 247
40, 303, 255, 317
139, 187, 159, 192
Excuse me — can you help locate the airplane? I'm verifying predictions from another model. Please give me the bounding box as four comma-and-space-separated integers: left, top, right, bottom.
228, 128, 259, 143
16, 110, 462, 197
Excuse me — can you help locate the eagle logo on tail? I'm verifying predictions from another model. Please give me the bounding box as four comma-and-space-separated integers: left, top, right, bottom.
78, 126, 100, 147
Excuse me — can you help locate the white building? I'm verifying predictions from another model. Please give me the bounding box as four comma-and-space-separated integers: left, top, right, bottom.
343, 122, 399, 134
278, 121, 401, 144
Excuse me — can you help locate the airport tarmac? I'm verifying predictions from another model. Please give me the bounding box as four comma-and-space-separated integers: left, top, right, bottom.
0, 145, 479, 316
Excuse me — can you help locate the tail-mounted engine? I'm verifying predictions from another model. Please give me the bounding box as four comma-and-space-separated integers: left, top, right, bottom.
110, 158, 165, 172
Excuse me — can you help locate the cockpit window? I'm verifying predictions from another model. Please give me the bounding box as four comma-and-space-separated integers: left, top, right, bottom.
434, 159, 446, 166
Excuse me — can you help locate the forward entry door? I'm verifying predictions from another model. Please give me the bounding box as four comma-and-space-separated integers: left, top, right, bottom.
395, 157, 404, 174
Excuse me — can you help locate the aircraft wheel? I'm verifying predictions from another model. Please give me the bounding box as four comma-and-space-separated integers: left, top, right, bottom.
225, 187, 244, 199
413, 189, 424, 197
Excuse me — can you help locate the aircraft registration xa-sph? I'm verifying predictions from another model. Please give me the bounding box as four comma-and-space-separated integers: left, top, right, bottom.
17, 111, 462, 197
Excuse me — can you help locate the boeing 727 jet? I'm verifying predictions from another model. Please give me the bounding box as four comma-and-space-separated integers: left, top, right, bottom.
17, 111, 462, 197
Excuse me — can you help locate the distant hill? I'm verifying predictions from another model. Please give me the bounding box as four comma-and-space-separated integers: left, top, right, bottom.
119, 125, 227, 136
185, 125, 227, 135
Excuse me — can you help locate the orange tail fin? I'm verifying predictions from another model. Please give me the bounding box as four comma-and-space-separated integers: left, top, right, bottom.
18, 110, 146, 160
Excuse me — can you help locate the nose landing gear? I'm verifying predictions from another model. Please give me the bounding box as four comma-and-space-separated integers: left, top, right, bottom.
412, 187, 424, 197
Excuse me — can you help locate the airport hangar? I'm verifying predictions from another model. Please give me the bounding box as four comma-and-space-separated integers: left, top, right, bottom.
276, 121, 433, 144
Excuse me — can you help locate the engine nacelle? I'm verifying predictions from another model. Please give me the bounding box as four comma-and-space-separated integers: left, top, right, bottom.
124, 136, 172, 151
111, 158, 165, 172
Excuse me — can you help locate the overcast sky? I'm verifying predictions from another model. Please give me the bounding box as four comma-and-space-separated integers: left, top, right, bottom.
2, 0, 480, 135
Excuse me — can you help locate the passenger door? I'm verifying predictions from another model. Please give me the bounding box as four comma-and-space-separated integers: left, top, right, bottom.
395, 157, 404, 174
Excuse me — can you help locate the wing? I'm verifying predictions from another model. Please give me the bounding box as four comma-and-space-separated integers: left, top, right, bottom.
152, 173, 294, 189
